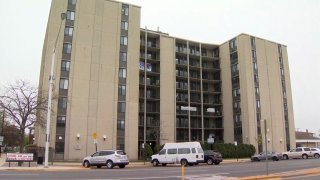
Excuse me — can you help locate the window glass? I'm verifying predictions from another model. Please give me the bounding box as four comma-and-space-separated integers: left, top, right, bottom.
296, 148, 302, 152
119, 68, 127, 78
92, 152, 99, 157
118, 85, 126, 96
66, 11, 75, 20
122, 6, 129, 16
178, 148, 190, 154
120, 52, 127, 61
159, 149, 166, 155
121, 21, 128, 30
61, 60, 70, 71
69, 0, 77, 4
58, 97, 68, 109
59, 79, 69, 89
64, 27, 73, 36
57, 116, 66, 127
55, 142, 65, 153
304, 148, 310, 151
167, 149, 177, 154
118, 102, 126, 112
120, 36, 128, 45
116, 151, 126, 155
192, 148, 196, 153
63, 43, 72, 54
117, 120, 125, 129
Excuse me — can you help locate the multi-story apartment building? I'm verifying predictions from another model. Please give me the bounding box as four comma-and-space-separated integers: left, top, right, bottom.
36, 0, 295, 161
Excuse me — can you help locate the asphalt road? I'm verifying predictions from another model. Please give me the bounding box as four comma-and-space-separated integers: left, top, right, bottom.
0, 159, 319, 179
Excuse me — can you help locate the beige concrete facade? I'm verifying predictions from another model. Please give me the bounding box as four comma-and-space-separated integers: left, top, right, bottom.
37, 0, 295, 161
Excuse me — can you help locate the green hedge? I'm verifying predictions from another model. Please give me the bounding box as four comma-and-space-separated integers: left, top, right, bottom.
201, 142, 256, 158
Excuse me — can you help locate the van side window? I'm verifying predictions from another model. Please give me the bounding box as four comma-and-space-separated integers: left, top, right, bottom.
159, 149, 166, 155
191, 148, 196, 153
178, 148, 191, 154
168, 149, 177, 154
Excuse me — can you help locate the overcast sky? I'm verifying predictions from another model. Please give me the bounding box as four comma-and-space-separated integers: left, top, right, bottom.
0, 0, 319, 134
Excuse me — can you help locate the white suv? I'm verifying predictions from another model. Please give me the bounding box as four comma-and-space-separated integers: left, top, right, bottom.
282, 147, 313, 160
83, 150, 129, 169
310, 148, 320, 159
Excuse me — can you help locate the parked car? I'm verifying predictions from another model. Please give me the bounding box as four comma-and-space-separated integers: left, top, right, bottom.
203, 150, 223, 165
83, 150, 129, 169
151, 142, 204, 166
310, 148, 320, 159
251, 151, 282, 161
282, 147, 313, 160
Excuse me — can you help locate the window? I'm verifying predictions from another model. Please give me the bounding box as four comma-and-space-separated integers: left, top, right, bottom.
120, 36, 128, 45
159, 149, 166, 155
255, 87, 259, 95
59, 79, 69, 89
167, 149, 177, 154
66, 11, 75, 20
118, 102, 126, 112
61, 60, 70, 71
121, 6, 129, 16
119, 68, 127, 78
252, 50, 256, 58
118, 85, 126, 96
63, 43, 72, 54
178, 148, 190, 154
68, 0, 77, 4
251, 37, 256, 47
121, 21, 128, 30
192, 148, 196, 153
64, 27, 73, 36
58, 97, 68, 109
55, 142, 65, 153
120, 52, 127, 61
117, 120, 125, 129
57, 116, 66, 127
256, 100, 260, 109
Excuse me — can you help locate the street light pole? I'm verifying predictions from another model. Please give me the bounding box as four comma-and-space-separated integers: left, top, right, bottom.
263, 119, 269, 176
44, 13, 66, 168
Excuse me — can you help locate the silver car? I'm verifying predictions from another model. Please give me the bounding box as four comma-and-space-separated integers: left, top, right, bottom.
83, 150, 129, 169
251, 151, 282, 161
310, 148, 320, 159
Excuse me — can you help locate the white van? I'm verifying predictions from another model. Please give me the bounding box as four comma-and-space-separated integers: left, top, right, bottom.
151, 142, 204, 166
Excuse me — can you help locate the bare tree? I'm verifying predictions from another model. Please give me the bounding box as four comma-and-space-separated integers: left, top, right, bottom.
0, 80, 48, 155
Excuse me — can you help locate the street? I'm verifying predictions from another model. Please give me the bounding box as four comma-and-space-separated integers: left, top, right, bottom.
0, 159, 319, 179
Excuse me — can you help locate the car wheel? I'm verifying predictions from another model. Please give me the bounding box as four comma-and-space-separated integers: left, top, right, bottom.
83, 160, 90, 168
254, 157, 260, 162
272, 156, 278, 161
283, 155, 289, 160
106, 160, 114, 169
181, 159, 188, 166
97, 165, 102, 168
207, 158, 214, 165
314, 154, 320, 159
119, 165, 125, 168
162, 163, 167, 166
152, 159, 159, 166
302, 154, 308, 159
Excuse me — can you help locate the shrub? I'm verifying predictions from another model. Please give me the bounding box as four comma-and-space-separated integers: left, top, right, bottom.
201, 143, 256, 158
143, 143, 153, 160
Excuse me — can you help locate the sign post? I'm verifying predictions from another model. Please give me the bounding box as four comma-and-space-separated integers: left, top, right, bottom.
234, 141, 238, 162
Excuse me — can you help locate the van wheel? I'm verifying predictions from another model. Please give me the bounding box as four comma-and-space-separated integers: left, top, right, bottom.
181, 159, 188, 166
83, 160, 90, 168
302, 154, 308, 159
283, 155, 288, 160
106, 160, 114, 169
152, 159, 159, 166
207, 158, 213, 165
